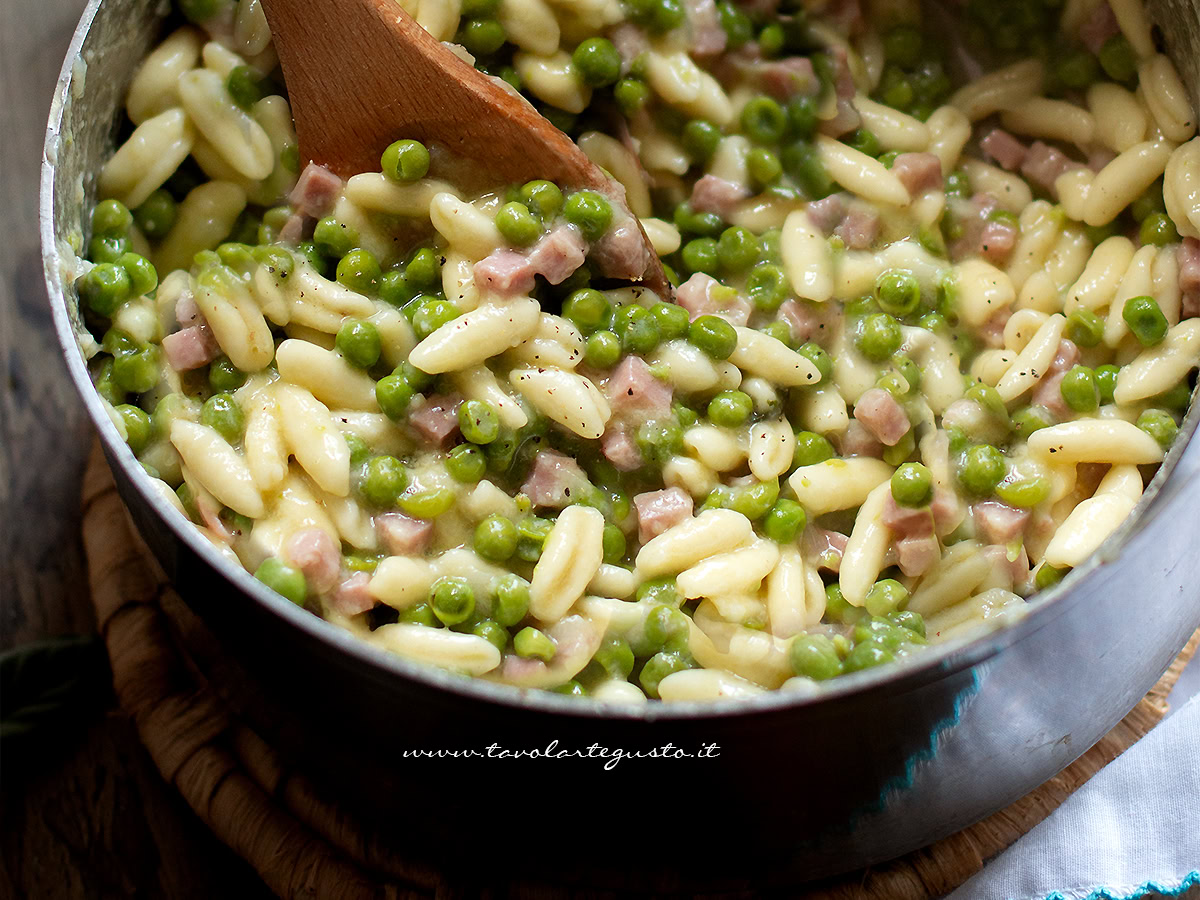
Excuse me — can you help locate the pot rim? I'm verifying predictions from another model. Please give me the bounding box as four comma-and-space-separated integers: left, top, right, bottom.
40, 0, 1200, 723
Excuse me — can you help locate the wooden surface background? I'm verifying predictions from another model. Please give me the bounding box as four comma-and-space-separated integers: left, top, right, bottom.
1, 1, 1197, 898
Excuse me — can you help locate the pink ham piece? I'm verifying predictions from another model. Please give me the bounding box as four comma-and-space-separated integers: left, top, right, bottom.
973, 500, 1030, 545
278, 212, 307, 244
1032, 339, 1081, 418
834, 207, 880, 250
521, 450, 592, 508
606, 354, 673, 417
840, 420, 883, 458
1021, 142, 1080, 196
1178, 238, 1200, 318
853, 388, 910, 447
882, 495, 940, 575
331, 572, 375, 616
634, 487, 694, 543
1088, 148, 1117, 172
690, 175, 751, 217
1079, 1, 1119, 53
896, 535, 941, 577
285, 528, 340, 595
474, 249, 535, 296
778, 299, 829, 344
831, 46, 856, 99
979, 307, 1014, 348
825, 0, 864, 34
601, 427, 644, 471
526, 224, 588, 285
609, 23, 649, 73
931, 487, 964, 537
980, 129, 1029, 172
982, 543, 1031, 590
409, 394, 462, 447
588, 220, 649, 282
685, 0, 726, 57
802, 528, 849, 572
474, 226, 588, 296
759, 57, 818, 100
162, 325, 220, 371
376, 512, 434, 556
882, 495, 935, 538
289, 163, 343, 218
175, 291, 201, 326
675, 272, 751, 325
891, 152, 945, 195
979, 219, 1019, 265
818, 99, 861, 138
806, 195, 847, 234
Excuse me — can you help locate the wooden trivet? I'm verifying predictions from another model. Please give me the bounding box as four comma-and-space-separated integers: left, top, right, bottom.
81, 441, 1199, 899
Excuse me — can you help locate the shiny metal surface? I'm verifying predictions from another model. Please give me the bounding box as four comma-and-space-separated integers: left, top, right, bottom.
41, 0, 1200, 882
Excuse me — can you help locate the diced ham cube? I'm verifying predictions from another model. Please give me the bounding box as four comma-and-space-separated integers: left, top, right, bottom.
891, 152, 945, 195
834, 207, 880, 249
690, 175, 751, 218
896, 534, 940, 577
778, 299, 829, 344
720, 296, 753, 327
685, 0, 727, 57
806, 195, 848, 234
853, 388, 910, 447
601, 427, 644, 472
1088, 148, 1116, 172
759, 57, 818, 100
285, 527, 340, 595
840, 420, 883, 458
176, 291, 201, 326
606, 354, 673, 417
331, 572, 375, 616
831, 46, 856, 99
1021, 142, 1080, 196
973, 500, 1030, 545
826, 0, 864, 34
1178, 238, 1200, 294
474, 249, 536, 297
1032, 339, 1080, 418
930, 487, 964, 537
289, 163, 343, 218
980, 129, 1029, 172
376, 512, 434, 556
979, 219, 1019, 264
882, 495, 935, 538
802, 528, 849, 572
588, 220, 648, 282
818, 98, 861, 138
162, 325, 220, 371
1079, 1, 1119, 54
520, 450, 592, 508
982, 543, 1031, 590
278, 212, 307, 244
527, 224, 588, 285
675, 272, 751, 325
979, 307, 1013, 349
409, 394, 462, 447
609, 23, 649, 73
634, 487, 694, 543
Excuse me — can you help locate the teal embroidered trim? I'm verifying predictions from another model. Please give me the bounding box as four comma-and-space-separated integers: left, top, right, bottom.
1043, 870, 1200, 900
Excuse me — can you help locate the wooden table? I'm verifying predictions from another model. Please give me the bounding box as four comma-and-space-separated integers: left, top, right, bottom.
0, 0, 272, 894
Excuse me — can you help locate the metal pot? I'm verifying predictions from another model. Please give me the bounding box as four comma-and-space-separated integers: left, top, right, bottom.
41, 0, 1200, 885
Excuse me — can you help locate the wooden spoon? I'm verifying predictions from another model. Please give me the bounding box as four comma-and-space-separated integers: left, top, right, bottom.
258, 0, 668, 293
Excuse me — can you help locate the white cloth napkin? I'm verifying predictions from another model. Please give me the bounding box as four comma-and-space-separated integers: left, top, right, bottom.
946, 688, 1200, 900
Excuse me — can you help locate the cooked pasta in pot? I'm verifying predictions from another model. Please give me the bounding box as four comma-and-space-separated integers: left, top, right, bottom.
73, 0, 1200, 701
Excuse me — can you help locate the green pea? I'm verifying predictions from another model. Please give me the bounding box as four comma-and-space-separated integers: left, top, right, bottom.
398, 602, 438, 627
458, 399, 500, 445
788, 345, 831, 386
178, 0, 220, 21
746, 263, 788, 312
651, 302, 691, 341
405, 247, 441, 291
563, 289, 610, 334
853, 616, 911, 651
614, 304, 661, 354
1011, 405, 1052, 438
1137, 408, 1178, 449
1123, 295, 1168, 347
334, 319, 382, 369
116, 404, 152, 453
472, 619, 509, 653
412, 297, 459, 340
78, 263, 132, 316
252, 246, 294, 283
336, 248, 381, 294
614, 77, 651, 115
564, 190, 612, 240
883, 23, 923, 66
91, 198, 132, 238
785, 95, 818, 139
515, 515, 553, 561
398, 487, 456, 518
474, 514, 518, 562
843, 639, 895, 673
649, 0, 686, 31
787, 633, 842, 681
959, 444, 1006, 496
639, 650, 692, 698
550, 680, 586, 697
132, 189, 177, 239
746, 147, 783, 190
459, 17, 506, 56
792, 430, 834, 469
707, 390, 753, 427
1155, 380, 1192, 411
875, 269, 921, 317
823, 582, 863, 626
254, 557, 308, 605
717, 226, 760, 272
847, 128, 882, 158
585, 330, 622, 367
688, 315, 737, 360
313, 217, 358, 258
462, 0, 500, 17
1140, 213, 1179, 248
429, 577, 475, 626
643, 604, 690, 654
681, 237, 720, 275
361, 455, 408, 506
891, 609, 926, 638
495, 201, 542, 247
445, 443, 486, 483
112, 345, 160, 394
674, 204, 724, 238
882, 430, 916, 467
763, 498, 807, 543
731, 478, 779, 521
1056, 49, 1100, 89
200, 392, 244, 442
217, 242, 256, 274
490, 574, 531, 626
1064, 308, 1104, 348
1099, 34, 1138, 82
858, 313, 903, 362
1034, 562, 1068, 591
296, 241, 328, 276
343, 433, 371, 467
782, 139, 834, 199
740, 96, 787, 144
381, 139, 431, 183
593, 636, 635, 680
865, 579, 909, 617
375, 374, 415, 421
995, 475, 1051, 508
514, 626, 556, 661
599, 524, 627, 565
636, 420, 684, 466
1058, 365, 1098, 413
758, 22, 784, 56
225, 65, 262, 109
762, 321, 793, 347
636, 576, 682, 608
891, 462, 933, 508
519, 180, 564, 220
571, 36, 621, 86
